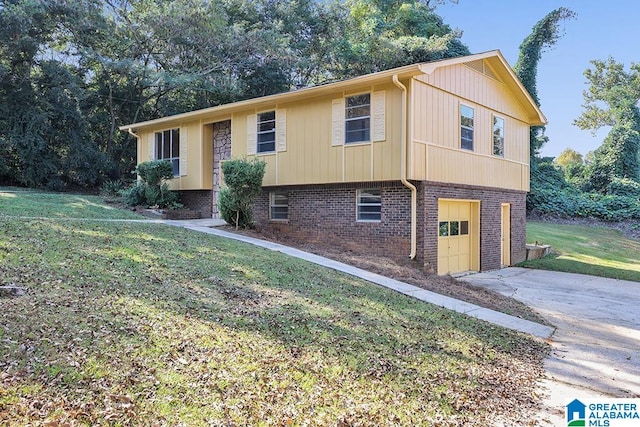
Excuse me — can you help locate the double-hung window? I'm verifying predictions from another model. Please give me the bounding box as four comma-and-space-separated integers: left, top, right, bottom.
493, 116, 505, 157
155, 128, 180, 176
269, 192, 288, 220
257, 111, 276, 153
460, 105, 474, 151
357, 189, 381, 221
345, 94, 371, 144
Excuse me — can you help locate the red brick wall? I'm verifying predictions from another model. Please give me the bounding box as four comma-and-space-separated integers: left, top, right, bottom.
419, 181, 527, 272
178, 190, 213, 218
249, 180, 526, 273
254, 182, 414, 262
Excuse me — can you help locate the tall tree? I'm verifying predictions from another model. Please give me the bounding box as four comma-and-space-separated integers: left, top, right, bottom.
574, 58, 640, 191
0, 0, 105, 188
514, 7, 576, 158
328, 0, 469, 79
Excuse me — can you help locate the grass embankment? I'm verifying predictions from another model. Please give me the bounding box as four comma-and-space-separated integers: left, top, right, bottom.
0, 188, 142, 220
0, 190, 547, 425
522, 221, 640, 282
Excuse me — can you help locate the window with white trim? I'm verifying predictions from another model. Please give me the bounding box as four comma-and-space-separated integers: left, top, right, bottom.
357, 189, 381, 221
345, 94, 371, 144
257, 111, 276, 153
269, 192, 288, 220
460, 105, 474, 151
493, 115, 505, 157
155, 128, 180, 176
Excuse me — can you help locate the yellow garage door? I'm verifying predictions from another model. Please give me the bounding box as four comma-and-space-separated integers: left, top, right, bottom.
437, 200, 477, 275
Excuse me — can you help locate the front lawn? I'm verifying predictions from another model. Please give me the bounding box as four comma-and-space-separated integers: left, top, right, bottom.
0, 192, 547, 425
521, 221, 640, 282
0, 188, 142, 220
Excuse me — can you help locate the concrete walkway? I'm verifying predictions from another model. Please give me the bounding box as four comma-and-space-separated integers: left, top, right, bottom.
163, 219, 553, 340
460, 268, 640, 425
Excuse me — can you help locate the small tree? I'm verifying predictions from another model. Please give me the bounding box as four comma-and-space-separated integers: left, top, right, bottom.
219, 158, 266, 229
121, 160, 180, 208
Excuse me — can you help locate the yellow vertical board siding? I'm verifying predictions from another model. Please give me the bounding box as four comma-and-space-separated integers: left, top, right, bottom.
411, 68, 532, 188
416, 63, 530, 122
180, 120, 203, 189
229, 87, 401, 186
426, 146, 526, 191
202, 123, 214, 189
139, 121, 206, 191
262, 155, 277, 184
411, 142, 427, 180
231, 112, 248, 158
373, 86, 402, 180
521, 165, 530, 191
344, 144, 372, 182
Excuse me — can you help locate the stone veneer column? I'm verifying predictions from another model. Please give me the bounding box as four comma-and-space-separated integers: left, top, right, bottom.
212, 120, 232, 218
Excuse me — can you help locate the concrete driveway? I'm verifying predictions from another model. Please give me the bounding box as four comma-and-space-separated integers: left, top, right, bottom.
461, 267, 640, 424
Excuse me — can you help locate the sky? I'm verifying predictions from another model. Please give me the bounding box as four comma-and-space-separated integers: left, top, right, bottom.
438, 0, 640, 159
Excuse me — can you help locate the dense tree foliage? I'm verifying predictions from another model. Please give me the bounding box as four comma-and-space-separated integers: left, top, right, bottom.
0, 0, 467, 189
574, 58, 640, 192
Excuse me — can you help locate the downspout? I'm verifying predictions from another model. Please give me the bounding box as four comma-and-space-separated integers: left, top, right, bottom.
392, 75, 417, 260
127, 128, 142, 181
127, 127, 140, 144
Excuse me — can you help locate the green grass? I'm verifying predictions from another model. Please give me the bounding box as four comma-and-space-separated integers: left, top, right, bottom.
0, 188, 142, 220
521, 221, 640, 282
0, 191, 548, 425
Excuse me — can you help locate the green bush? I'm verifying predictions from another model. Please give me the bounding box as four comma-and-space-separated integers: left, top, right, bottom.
528, 186, 640, 221
120, 183, 145, 207
219, 158, 266, 228
100, 179, 126, 201
121, 160, 181, 209
606, 177, 640, 198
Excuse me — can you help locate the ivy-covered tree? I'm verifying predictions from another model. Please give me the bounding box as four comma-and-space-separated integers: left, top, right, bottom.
514, 7, 576, 159
513, 8, 576, 213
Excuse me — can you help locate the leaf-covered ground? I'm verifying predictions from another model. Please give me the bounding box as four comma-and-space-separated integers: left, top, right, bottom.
0, 192, 549, 426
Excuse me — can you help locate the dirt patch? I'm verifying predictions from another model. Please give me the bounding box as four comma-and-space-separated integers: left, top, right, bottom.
223, 225, 549, 326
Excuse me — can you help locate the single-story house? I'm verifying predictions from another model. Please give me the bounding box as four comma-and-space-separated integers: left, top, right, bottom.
119, 50, 546, 275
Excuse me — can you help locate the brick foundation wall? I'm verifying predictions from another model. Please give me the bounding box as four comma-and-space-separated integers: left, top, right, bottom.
254, 181, 415, 263
178, 190, 213, 218
420, 181, 527, 273
254, 180, 527, 273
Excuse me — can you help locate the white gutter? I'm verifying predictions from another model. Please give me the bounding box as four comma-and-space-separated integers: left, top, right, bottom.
127, 127, 140, 142
127, 128, 142, 180
392, 75, 417, 260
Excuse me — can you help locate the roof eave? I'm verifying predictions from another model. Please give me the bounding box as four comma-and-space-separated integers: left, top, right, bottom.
119, 63, 426, 132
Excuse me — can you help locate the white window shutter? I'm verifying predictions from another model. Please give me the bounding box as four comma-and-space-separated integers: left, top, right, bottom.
148, 133, 155, 160
179, 127, 187, 176
332, 98, 345, 146
246, 114, 257, 155
276, 108, 286, 152
372, 90, 386, 142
